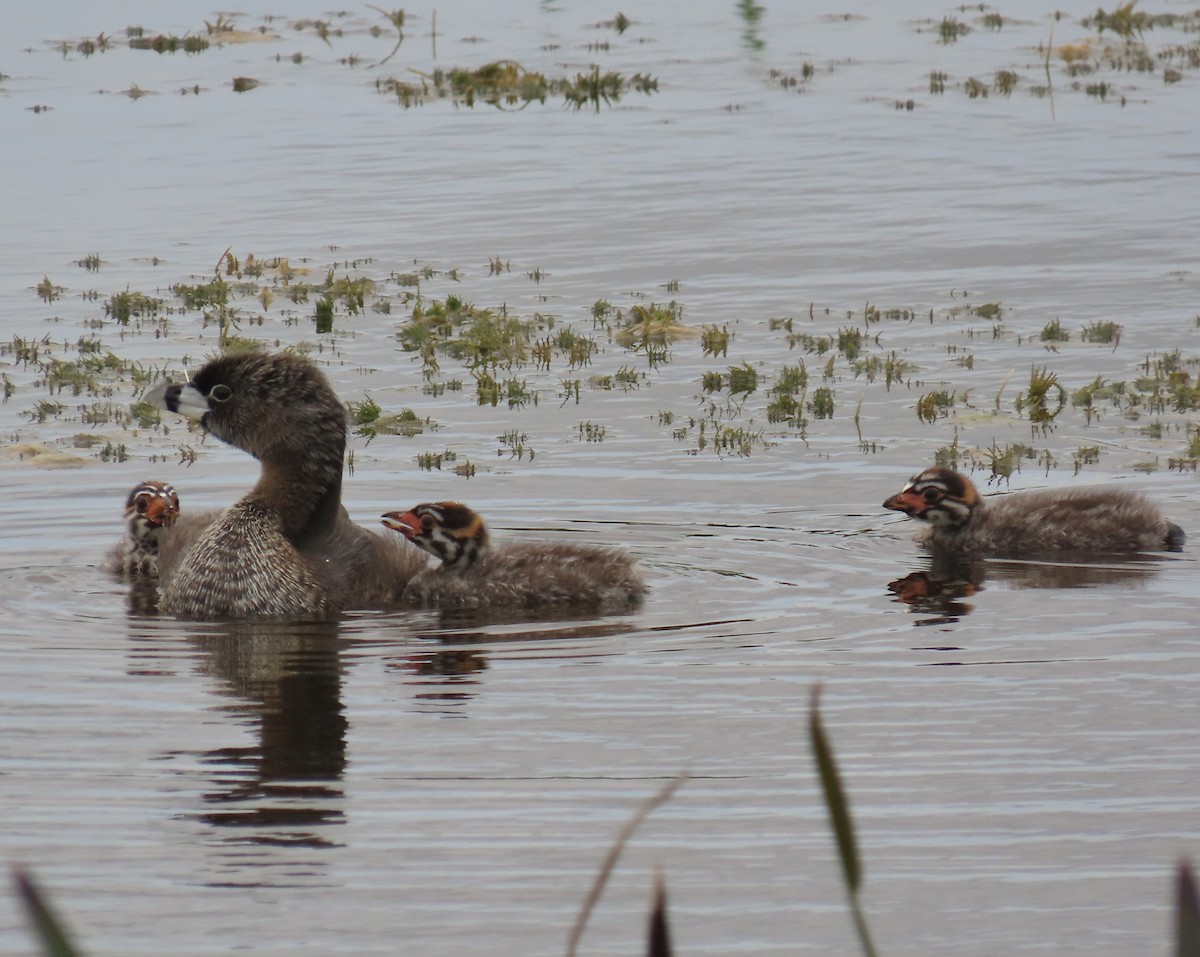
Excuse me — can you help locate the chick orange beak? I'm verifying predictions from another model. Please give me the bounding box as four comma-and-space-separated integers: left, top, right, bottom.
882, 489, 927, 517
381, 510, 422, 540
143, 495, 180, 527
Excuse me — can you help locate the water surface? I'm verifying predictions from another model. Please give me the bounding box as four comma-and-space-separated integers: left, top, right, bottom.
1, 2, 1199, 954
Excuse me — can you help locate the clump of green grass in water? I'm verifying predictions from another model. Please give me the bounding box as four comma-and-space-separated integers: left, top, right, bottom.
348, 397, 436, 441
836, 327, 864, 361
1083, 2, 1180, 37
170, 250, 250, 348
1016, 365, 1066, 436
1072, 445, 1101, 473
550, 328, 597, 369
851, 352, 914, 390
37, 351, 132, 398
767, 362, 809, 429
807, 386, 835, 420
1039, 318, 1069, 343
1071, 375, 1113, 424
129, 33, 210, 53
1182, 425, 1200, 461
724, 362, 757, 396
36, 277, 62, 303
915, 389, 958, 424
105, 290, 163, 324
22, 399, 65, 424
938, 15, 970, 42
976, 440, 1040, 483
314, 296, 335, 333
994, 70, 1018, 95
396, 296, 548, 384
701, 325, 729, 358
610, 300, 688, 350
498, 428, 534, 461
934, 434, 962, 469
578, 421, 606, 443
416, 449, 459, 471
380, 61, 656, 111
785, 331, 833, 355
559, 65, 657, 111
1081, 320, 1122, 346
320, 271, 375, 315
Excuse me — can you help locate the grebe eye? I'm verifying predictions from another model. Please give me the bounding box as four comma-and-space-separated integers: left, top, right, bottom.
210, 384, 232, 403
420, 513, 435, 531
135, 496, 151, 514
922, 488, 941, 503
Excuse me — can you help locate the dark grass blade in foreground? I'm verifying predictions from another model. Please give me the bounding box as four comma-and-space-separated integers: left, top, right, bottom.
809, 685, 879, 957
12, 869, 84, 957
565, 772, 688, 957
647, 872, 673, 957
1180, 860, 1200, 957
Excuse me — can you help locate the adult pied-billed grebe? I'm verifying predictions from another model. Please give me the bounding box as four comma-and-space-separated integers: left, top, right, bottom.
381, 501, 647, 612
103, 480, 180, 577
883, 466, 1185, 555
146, 351, 425, 619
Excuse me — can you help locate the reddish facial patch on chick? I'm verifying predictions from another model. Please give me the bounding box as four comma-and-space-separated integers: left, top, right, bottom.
381, 510, 423, 540
882, 487, 928, 517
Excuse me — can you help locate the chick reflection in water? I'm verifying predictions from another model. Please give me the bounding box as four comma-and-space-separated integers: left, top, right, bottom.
888, 553, 1166, 624
888, 563, 982, 621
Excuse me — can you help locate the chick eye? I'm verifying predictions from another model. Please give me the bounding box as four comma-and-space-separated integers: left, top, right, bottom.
210, 384, 232, 403
922, 488, 941, 503
135, 496, 151, 514
420, 514, 435, 531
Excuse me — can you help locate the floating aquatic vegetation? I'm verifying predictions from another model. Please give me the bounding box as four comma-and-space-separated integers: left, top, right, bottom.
701, 325, 729, 358
1016, 366, 1067, 436
915, 389, 959, 424
577, 421, 606, 443
105, 290, 163, 325
498, 428, 534, 460
1081, 320, 1122, 346
36, 277, 62, 304
74, 34, 112, 57
609, 300, 692, 352
129, 34, 210, 54
1039, 318, 1069, 344
807, 386, 835, 420
938, 16, 970, 43
1072, 445, 1102, 473
349, 397, 436, 440
994, 69, 1018, 95
1083, 2, 1183, 37
964, 77, 988, 98
852, 351, 914, 389
377, 61, 656, 110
